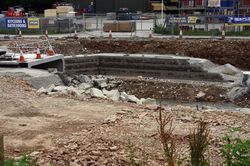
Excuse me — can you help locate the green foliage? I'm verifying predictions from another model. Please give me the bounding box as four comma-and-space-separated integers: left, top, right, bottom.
154, 24, 169, 35
188, 120, 210, 166
4, 154, 35, 166
225, 31, 250, 36
220, 127, 250, 166
127, 139, 149, 166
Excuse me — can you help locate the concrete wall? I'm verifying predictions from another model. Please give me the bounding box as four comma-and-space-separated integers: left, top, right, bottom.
64, 54, 223, 81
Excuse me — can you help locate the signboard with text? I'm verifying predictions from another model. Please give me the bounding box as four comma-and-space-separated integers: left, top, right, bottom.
227, 17, 250, 24
226, 17, 250, 26
188, 17, 198, 24
169, 17, 187, 24
28, 18, 40, 29
168, 16, 198, 24
6, 18, 28, 29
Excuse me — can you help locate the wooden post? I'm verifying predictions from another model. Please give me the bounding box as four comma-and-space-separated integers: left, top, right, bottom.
0, 135, 4, 166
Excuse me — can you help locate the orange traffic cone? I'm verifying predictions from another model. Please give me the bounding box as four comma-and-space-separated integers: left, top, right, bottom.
45, 29, 48, 38
19, 47, 25, 62
149, 28, 152, 38
47, 44, 55, 56
36, 45, 41, 59
109, 30, 112, 39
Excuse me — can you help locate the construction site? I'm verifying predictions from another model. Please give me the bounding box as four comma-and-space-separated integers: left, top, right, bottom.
0, 31, 249, 165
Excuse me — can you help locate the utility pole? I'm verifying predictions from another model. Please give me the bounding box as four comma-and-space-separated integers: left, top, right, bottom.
161, 0, 164, 20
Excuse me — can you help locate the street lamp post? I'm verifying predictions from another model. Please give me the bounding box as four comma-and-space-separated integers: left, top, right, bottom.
161, 0, 164, 20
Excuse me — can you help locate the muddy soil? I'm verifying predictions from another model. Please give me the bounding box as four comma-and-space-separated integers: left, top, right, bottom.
54, 38, 250, 70
117, 78, 227, 102
0, 76, 250, 165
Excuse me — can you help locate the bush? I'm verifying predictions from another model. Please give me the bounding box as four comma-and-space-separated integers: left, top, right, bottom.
154, 25, 169, 35
188, 120, 210, 166
220, 127, 250, 166
4, 154, 36, 166
127, 139, 149, 166
156, 106, 177, 166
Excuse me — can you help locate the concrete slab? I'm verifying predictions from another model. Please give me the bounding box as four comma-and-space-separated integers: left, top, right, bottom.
0, 68, 63, 89
1, 53, 64, 72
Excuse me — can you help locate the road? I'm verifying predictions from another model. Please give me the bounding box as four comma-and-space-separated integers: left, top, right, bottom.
1, 31, 250, 39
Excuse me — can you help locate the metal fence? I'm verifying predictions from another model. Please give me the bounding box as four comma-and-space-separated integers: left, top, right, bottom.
0, 13, 156, 36
0, 13, 249, 37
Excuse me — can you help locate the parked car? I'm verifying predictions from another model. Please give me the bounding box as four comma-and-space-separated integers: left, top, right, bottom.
116, 8, 133, 20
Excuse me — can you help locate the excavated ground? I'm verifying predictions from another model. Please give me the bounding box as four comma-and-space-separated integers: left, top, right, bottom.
0, 76, 250, 165
0, 38, 249, 165
116, 77, 250, 108
54, 38, 250, 70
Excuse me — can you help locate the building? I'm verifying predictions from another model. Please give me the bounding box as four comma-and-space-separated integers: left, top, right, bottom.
70, 0, 250, 16
71, 0, 150, 13
176, 0, 250, 16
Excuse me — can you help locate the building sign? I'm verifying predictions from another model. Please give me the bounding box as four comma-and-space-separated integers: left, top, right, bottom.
168, 16, 198, 24
188, 16, 198, 24
6, 18, 27, 29
208, 0, 221, 7
227, 17, 250, 24
28, 18, 40, 29
169, 17, 187, 24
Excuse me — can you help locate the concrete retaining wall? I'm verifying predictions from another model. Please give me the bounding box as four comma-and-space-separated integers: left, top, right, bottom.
64, 54, 223, 81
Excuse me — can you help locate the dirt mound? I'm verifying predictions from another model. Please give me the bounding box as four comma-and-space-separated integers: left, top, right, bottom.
54, 38, 250, 70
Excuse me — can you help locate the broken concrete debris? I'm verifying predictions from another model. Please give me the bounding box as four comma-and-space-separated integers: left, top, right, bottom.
53, 85, 68, 92
78, 82, 93, 90
78, 74, 92, 83
37, 73, 250, 107
227, 87, 249, 101
90, 88, 106, 98
102, 89, 120, 101
140, 98, 157, 105
103, 115, 118, 124
120, 91, 141, 104
195, 91, 206, 101
36, 74, 157, 106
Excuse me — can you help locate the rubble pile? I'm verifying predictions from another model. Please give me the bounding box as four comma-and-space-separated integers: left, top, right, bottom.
36, 74, 250, 107
37, 74, 157, 106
